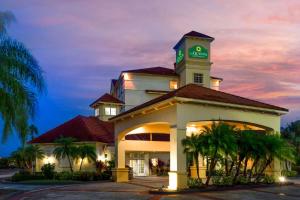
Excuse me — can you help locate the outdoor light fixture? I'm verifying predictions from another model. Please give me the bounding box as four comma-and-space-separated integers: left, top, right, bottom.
279, 176, 286, 183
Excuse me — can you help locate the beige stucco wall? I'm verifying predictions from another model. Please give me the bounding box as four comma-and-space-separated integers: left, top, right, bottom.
176, 103, 281, 131
123, 73, 179, 110
36, 142, 113, 172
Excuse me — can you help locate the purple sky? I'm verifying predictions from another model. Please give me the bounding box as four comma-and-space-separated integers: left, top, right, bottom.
1, 0, 300, 156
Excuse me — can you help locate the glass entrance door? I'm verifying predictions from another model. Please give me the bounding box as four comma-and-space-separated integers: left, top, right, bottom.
130, 159, 145, 176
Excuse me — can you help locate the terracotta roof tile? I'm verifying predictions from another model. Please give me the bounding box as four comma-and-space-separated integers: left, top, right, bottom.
90, 93, 124, 108
111, 84, 288, 120
29, 115, 114, 144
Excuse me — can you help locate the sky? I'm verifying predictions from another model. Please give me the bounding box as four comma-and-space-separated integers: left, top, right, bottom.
1, 0, 300, 156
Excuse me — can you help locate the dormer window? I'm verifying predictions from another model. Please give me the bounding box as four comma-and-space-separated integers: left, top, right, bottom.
95, 108, 100, 116
193, 73, 203, 84
169, 80, 178, 90
105, 107, 117, 116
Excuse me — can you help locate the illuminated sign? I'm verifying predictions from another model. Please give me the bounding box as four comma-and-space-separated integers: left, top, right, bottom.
176, 48, 184, 63
188, 45, 208, 59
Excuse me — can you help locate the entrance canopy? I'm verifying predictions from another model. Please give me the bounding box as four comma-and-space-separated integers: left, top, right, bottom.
111, 84, 287, 190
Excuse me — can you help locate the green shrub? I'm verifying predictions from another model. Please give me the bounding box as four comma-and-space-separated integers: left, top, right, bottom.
237, 176, 249, 184
11, 171, 32, 182
282, 170, 298, 177
55, 171, 73, 180
188, 178, 202, 188
212, 176, 222, 185
72, 171, 94, 181
0, 158, 11, 169
213, 169, 225, 176
262, 175, 275, 184
222, 176, 234, 186
41, 163, 55, 179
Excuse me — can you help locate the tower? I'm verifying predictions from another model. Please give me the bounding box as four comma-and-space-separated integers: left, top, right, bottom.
174, 31, 214, 88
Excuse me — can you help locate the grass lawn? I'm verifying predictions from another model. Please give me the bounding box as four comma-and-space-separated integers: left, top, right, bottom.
18, 179, 83, 185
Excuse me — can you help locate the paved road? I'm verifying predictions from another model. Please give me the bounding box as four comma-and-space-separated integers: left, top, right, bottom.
1, 177, 300, 200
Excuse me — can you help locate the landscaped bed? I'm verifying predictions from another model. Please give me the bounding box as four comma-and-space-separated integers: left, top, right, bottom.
10, 163, 112, 184
150, 181, 294, 194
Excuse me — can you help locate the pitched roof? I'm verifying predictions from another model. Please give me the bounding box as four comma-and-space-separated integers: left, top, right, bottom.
29, 115, 114, 144
122, 66, 222, 81
174, 31, 214, 49
90, 93, 124, 108
184, 31, 214, 40
111, 84, 288, 120
122, 66, 178, 76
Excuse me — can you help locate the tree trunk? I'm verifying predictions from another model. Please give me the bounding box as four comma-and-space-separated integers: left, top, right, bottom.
255, 158, 272, 182
225, 155, 229, 176
228, 160, 235, 174
233, 156, 244, 183
205, 148, 218, 186
79, 158, 84, 171
67, 155, 73, 172
194, 153, 200, 179
243, 157, 249, 177
248, 157, 259, 182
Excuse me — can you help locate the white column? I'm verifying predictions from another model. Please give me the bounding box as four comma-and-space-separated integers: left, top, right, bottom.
168, 126, 188, 190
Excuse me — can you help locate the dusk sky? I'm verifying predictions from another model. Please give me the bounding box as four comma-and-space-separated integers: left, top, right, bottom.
1, 0, 300, 156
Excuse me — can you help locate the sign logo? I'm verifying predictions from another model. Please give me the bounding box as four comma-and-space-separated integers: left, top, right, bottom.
188, 45, 208, 59
176, 49, 184, 63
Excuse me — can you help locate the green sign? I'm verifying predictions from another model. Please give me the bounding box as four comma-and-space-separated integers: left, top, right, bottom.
188, 45, 208, 59
176, 48, 184, 63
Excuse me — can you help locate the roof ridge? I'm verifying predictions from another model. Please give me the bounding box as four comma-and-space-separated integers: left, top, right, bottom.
186, 83, 285, 110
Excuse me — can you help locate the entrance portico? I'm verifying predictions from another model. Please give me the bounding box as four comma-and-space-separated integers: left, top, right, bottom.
110, 84, 287, 190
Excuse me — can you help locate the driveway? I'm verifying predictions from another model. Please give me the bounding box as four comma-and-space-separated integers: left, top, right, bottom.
1, 176, 300, 200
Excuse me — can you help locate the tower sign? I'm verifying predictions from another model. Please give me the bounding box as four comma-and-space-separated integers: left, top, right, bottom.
188, 45, 208, 59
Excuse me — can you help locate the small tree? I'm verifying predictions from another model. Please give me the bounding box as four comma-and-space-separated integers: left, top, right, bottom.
182, 134, 202, 179
77, 144, 96, 171
255, 134, 295, 182
53, 137, 77, 172
25, 145, 44, 174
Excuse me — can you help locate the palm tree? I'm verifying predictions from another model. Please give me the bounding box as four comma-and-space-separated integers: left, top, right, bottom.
182, 134, 202, 179
201, 122, 237, 185
25, 145, 44, 173
11, 148, 26, 168
77, 145, 97, 171
255, 134, 295, 182
28, 124, 39, 140
0, 11, 46, 142
53, 137, 77, 172
282, 120, 300, 154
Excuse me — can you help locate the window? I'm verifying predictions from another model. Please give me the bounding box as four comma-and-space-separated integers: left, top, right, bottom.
169, 80, 178, 89
193, 73, 203, 84
105, 107, 117, 116
95, 108, 100, 116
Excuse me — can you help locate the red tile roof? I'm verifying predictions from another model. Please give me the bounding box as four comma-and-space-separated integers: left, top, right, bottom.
122, 67, 178, 76
29, 115, 114, 144
90, 93, 124, 108
111, 84, 288, 120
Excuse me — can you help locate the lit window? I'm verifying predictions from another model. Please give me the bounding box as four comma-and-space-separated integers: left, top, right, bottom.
194, 73, 203, 84
111, 108, 116, 115
95, 108, 100, 116
105, 107, 117, 116
169, 80, 178, 89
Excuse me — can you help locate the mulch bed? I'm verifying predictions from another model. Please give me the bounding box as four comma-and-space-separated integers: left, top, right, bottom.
149, 182, 294, 194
